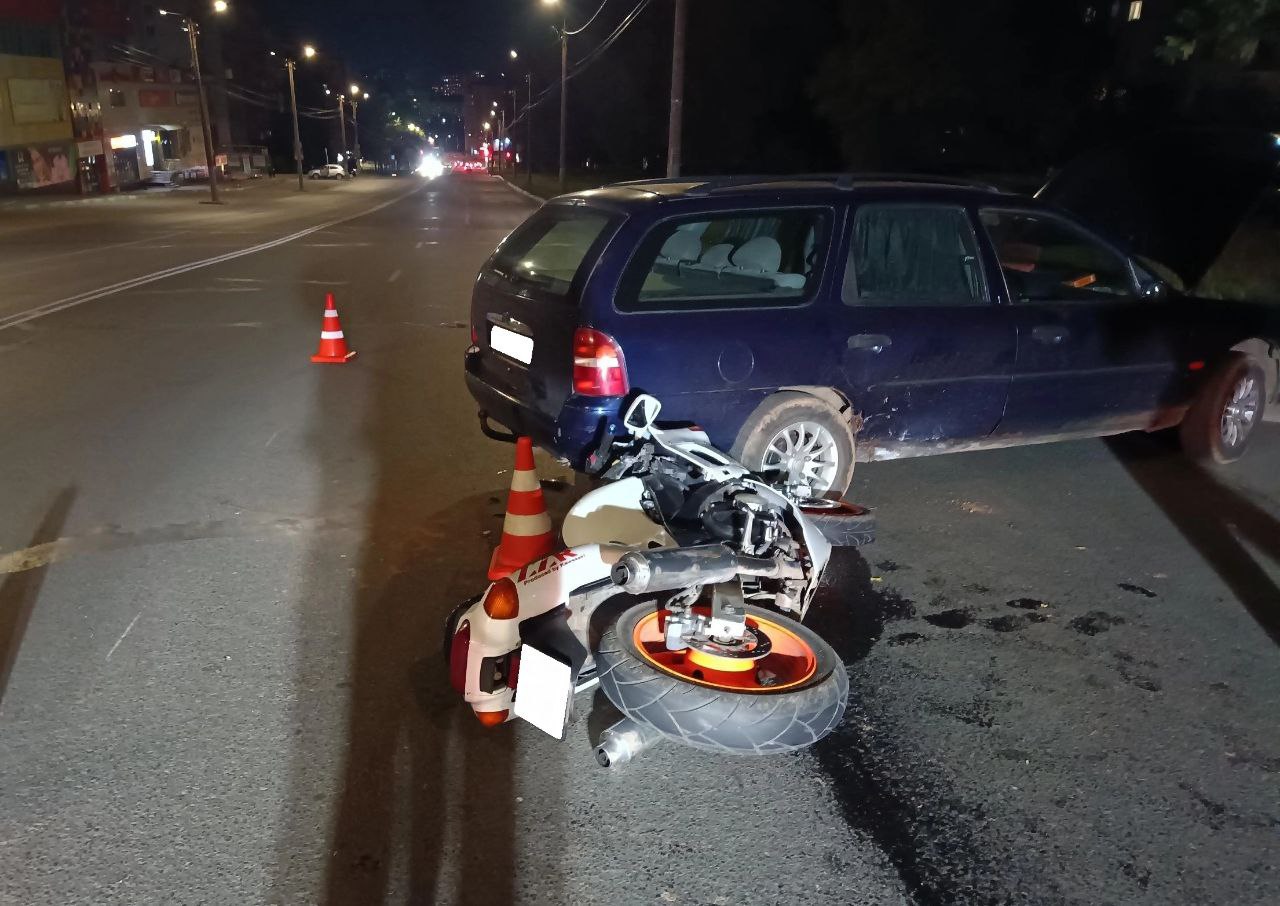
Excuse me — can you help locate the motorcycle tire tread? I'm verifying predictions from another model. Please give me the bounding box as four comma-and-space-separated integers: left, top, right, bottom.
595, 602, 849, 755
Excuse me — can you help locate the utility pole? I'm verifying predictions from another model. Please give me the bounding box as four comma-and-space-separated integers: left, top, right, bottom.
666, 0, 687, 178
285, 59, 305, 190
526, 73, 533, 188
558, 25, 567, 193
351, 99, 360, 166
337, 95, 348, 169
177, 13, 220, 202
350, 85, 367, 170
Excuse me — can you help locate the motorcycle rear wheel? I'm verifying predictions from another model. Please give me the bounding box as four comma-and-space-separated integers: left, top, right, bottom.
595, 602, 848, 755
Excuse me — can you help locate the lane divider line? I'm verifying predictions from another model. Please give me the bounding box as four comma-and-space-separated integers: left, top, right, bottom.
0, 186, 422, 333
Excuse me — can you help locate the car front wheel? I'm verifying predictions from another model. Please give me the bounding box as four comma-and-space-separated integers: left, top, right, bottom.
731, 391, 856, 498
1180, 352, 1267, 464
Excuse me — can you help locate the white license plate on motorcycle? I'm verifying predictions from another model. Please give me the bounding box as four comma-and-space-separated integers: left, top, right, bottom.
490, 325, 533, 364
512, 645, 572, 739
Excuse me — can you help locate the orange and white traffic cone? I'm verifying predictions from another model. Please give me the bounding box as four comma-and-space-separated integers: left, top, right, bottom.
311, 292, 357, 364
488, 436, 555, 580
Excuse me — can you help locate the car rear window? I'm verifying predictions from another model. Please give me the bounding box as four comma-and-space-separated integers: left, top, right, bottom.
487, 206, 616, 300
616, 209, 830, 312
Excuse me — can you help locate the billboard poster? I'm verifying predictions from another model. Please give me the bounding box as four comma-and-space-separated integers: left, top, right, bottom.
138, 88, 174, 107
13, 145, 75, 189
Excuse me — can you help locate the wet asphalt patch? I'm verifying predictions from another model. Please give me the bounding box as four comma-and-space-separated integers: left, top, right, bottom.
803, 549, 1170, 904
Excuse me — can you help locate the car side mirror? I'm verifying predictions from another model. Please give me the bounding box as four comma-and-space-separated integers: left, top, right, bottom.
622, 394, 662, 432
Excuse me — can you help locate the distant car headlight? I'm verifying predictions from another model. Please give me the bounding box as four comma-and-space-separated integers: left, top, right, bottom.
418, 157, 445, 179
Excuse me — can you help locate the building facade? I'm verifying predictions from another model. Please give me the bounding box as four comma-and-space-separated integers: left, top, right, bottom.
0, 1, 74, 194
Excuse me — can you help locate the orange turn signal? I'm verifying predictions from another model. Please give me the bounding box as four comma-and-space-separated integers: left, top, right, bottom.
474, 708, 509, 727
482, 577, 520, 620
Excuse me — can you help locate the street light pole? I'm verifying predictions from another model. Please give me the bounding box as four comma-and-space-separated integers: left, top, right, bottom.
350, 85, 367, 169
666, 0, 687, 178
558, 20, 567, 193
161, 6, 226, 203
337, 95, 349, 169
185, 20, 220, 203
285, 58, 304, 191
525, 73, 533, 188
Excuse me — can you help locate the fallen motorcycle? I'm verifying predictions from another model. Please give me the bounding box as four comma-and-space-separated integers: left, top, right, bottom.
445, 394, 874, 766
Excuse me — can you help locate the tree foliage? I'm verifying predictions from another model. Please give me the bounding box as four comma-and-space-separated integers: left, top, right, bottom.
811, 0, 1106, 172
1158, 0, 1280, 66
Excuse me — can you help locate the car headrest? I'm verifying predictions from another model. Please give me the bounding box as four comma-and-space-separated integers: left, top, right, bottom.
698, 243, 735, 269
730, 236, 782, 273
659, 230, 703, 263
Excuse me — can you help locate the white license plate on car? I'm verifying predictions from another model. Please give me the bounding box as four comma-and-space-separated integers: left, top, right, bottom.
490, 324, 533, 364
512, 644, 573, 739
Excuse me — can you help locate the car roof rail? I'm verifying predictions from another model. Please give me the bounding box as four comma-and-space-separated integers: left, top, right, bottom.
613, 173, 1008, 195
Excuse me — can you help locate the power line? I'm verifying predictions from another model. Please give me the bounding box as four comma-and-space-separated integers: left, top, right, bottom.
508, 0, 653, 129
565, 0, 613, 36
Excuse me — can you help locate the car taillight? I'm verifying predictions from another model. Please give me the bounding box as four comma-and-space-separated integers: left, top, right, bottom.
572, 327, 628, 397
449, 620, 470, 693
471, 322, 479, 345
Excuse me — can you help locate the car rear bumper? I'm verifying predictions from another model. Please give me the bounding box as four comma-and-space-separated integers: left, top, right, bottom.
464, 353, 621, 467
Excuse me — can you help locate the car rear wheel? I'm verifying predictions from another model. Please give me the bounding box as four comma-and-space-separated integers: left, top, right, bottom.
1180, 353, 1266, 464
731, 392, 855, 497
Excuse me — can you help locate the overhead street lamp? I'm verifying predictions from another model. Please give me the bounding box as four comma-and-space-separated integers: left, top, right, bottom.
158, 2, 227, 204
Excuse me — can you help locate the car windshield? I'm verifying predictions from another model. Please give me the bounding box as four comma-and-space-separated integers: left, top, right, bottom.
489, 207, 616, 299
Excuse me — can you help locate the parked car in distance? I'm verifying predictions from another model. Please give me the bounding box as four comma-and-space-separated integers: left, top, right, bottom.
308, 164, 347, 180
143, 164, 209, 187
465, 131, 1280, 498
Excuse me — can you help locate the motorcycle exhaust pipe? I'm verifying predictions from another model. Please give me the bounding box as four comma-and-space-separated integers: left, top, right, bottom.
610, 544, 779, 594
595, 717, 665, 768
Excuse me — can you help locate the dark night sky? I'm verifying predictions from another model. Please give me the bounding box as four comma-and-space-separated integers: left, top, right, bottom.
261, 0, 550, 83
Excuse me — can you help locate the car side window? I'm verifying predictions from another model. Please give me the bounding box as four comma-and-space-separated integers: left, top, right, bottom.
616, 209, 828, 312
979, 208, 1136, 302
843, 204, 986, 307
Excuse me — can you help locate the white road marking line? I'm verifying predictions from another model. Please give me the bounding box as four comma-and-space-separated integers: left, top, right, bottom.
264, 429, 280, 449
388, 269, 402, 283
106, 611, 143, 660
0, 188, 419, 332
0, 230, 192, 275
127, 287, 263, 294
415, 241, 423, 249
217, 277, 348, 286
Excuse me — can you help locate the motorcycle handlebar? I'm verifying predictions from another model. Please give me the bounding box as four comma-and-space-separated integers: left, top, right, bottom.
610, 544, 783, 595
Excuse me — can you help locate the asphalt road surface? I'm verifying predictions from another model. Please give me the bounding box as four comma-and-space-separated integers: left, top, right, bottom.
0, 174, 1276, 906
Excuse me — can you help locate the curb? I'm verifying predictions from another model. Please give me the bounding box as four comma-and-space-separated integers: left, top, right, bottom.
496, 175, 544, 206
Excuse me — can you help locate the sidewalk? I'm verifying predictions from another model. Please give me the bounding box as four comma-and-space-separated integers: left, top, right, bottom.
0, 175, 288, 212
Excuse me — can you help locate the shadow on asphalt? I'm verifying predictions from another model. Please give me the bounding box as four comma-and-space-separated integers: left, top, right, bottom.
271, 180, 536, 905
1107, 433, 1280, 645
0, 486, 75, 707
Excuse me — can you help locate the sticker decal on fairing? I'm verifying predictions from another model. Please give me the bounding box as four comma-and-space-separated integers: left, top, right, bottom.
517, 549, 583, 583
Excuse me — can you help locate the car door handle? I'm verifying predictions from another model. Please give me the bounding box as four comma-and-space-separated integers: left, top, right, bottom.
1031, 325, 1069, 345
849, 334, 892, 352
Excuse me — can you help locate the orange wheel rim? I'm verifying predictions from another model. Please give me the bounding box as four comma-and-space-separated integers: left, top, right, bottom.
632, 608, 818, 692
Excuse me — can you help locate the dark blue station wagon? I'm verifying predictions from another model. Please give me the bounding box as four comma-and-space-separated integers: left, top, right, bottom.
466, 141, 1279, 497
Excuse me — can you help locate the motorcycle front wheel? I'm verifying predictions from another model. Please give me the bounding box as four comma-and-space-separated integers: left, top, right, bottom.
595, 602, 848, 755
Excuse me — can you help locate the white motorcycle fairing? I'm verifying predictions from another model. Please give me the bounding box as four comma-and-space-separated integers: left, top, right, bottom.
455, 543, 624, 732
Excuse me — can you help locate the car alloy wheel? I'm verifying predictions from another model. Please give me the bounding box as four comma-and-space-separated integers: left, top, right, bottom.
1220, 373, 1260, 449
762, 421, 840, 494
